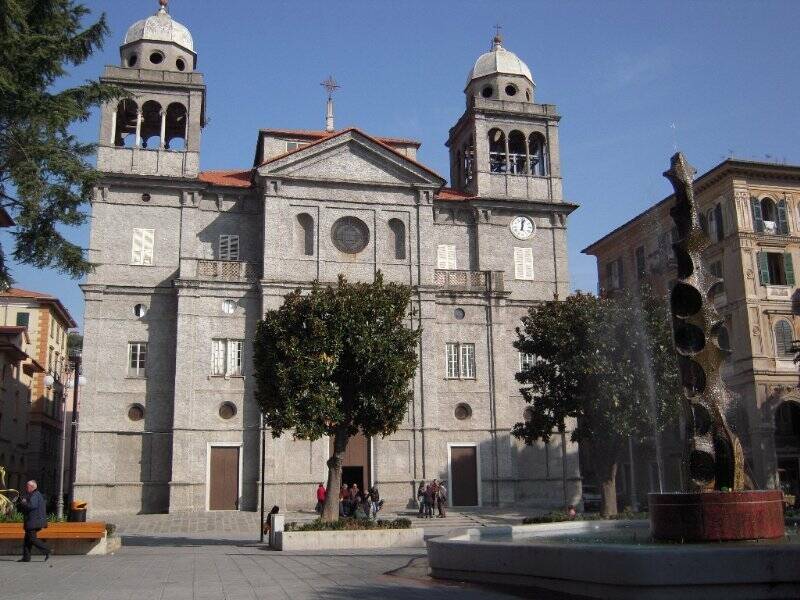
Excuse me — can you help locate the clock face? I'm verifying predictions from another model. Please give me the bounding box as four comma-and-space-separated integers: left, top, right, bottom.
510, 216, 535, 240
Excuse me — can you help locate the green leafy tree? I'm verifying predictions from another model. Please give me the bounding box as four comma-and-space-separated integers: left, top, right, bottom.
253, 274, 421, 522
513, 287, 681, 516
0, 1, 121, 288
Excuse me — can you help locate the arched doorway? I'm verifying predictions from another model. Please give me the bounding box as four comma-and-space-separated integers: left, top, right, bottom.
775, 401, 800, 505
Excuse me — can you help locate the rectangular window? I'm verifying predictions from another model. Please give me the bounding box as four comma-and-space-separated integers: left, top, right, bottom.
759, 251, 795, 287
606, 258, 623, 289
437, 244, 457, 270
15, 312, 29, 328
128, 342, 147, 377
218, 235, 240, 261
519, 352, 536, 372
286, 141, 309, 152
131, 228, 155, 265
212, 339, 244, 376
459, 343, 475, 379
514, 247, 534, 280
635, 246, 646, 279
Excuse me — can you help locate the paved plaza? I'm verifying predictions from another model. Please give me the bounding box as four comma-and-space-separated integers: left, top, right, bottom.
0, 509, 552, 600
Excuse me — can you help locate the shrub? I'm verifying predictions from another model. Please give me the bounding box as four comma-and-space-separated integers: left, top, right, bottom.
285, 517, 411, 532
523, 509, 647, 525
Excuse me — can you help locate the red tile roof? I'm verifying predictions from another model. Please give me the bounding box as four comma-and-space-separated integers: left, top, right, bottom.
0, 288, 78, 328
436, 187, 475, 201
198, 169, 253, 188
261, 129, 421, 147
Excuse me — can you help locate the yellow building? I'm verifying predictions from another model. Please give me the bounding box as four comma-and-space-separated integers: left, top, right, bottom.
583, 159, 800, 503
0, 288, 76, 501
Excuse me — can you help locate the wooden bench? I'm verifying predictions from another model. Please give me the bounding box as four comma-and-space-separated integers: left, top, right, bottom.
0, 522, 106, 540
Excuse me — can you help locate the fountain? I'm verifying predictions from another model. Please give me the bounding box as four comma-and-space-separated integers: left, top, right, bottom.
427, 153, 800, 599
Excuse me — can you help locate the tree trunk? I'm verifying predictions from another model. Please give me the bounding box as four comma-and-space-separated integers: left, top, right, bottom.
321, 427, 349, 522
586, 440, 620, 517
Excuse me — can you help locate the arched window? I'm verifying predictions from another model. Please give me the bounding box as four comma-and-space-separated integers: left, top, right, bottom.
388, 218, 406, 260
296, 213, 314, 256
164, 103, 187, 150
761, 197, 777, 233
774, 319, 795, 358
139, 100, 162, 149
508, 130, 527, 175
455, 150, 462, 189
488, 128, 506, 173
463, 136, 475, 184
113, 100, 138, 147
528, 133, 547, 176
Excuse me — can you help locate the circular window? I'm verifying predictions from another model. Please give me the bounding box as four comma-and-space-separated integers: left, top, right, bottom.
505, 84, 518, 97
149, 52, 164, 65
128, 54, 138, 67
523, 407, 534, 423
481, 86, 493, 99
128, 404, 145, 422
454, 403, 472, 420
134, 304, 147, 318
222, 299, 236, 314
219, 402, 237, 420
141, 193, 151, 202
454, 308, 465, 320
176, 58, 186, 72
332, 217, 369, 254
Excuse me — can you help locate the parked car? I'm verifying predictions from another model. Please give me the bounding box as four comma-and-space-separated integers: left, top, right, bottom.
582, 485, 602, 512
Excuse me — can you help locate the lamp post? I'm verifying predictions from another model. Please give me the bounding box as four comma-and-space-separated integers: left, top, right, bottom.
67, 351, 83, 510
45, 367, 69, 521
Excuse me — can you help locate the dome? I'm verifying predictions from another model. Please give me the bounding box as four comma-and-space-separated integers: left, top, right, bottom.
124, 2, 194, 54
466, 36, 533, 88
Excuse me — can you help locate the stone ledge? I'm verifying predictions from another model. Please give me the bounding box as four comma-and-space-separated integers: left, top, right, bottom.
272, 527, 423, 551
0, 534, 120, 556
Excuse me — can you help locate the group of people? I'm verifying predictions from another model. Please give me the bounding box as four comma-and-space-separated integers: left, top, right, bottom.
315, 482, 383, 519
417, 479, 447, 518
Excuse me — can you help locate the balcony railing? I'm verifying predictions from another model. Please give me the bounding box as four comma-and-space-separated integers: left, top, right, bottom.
197, 260, 261, 281
434, 269, 504, 293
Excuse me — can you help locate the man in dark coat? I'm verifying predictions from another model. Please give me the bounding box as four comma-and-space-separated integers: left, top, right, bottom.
18, 480, 50, 562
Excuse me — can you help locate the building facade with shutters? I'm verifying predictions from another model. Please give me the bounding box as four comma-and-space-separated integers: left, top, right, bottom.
75, 3, 581, 515
583, 159, 800, 506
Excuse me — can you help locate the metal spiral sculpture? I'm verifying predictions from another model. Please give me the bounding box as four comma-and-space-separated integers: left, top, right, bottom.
664, 152, 746, 492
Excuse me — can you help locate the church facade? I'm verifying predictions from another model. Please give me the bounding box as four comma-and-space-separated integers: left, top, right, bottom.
75, 3, 581, 514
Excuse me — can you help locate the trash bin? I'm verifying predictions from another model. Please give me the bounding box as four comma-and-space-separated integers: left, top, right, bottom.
69, 500, 87, 522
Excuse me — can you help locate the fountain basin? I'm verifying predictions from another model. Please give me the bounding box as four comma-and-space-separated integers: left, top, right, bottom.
649, 490, 785, 541
426, 520, 800, 599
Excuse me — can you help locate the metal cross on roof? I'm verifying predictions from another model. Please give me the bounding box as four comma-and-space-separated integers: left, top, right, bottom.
321, 76, 340, 100
493, 24, 503, 43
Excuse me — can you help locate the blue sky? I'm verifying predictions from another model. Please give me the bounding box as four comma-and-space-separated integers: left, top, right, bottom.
7, 0, 800, 331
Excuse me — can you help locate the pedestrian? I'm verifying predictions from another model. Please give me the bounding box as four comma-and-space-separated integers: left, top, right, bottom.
437, 481, 448, 518
368, 485, 381, 517
423, 483, 435, 518
315, 483, 326, 514
17, 480, 50, 562
263, 505, 280, 535
339, 484, 349, 517
417, 482, 426, 517
349, 484, 360, 516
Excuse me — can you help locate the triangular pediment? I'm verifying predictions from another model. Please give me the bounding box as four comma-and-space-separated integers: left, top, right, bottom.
256, 129, 444, 187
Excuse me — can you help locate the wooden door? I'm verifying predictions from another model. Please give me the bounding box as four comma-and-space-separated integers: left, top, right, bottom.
209, 446, 239, 510
451, 446, 478, 506
331, 431, 370, 491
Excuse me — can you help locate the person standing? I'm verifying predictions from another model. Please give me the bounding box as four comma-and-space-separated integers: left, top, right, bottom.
437, 481, 448, 518
18, 480, 50, 562
315, 483, 326, 514
417, 482, 426, 517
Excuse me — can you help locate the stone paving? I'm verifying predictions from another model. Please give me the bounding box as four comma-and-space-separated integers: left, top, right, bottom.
0, 508, 549, 600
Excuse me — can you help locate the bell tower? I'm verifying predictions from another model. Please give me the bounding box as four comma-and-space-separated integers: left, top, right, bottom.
96, 0, 206, 178
446, 33, 562, 203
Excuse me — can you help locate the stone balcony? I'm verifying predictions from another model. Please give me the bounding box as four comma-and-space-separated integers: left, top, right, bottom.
434, 269, 504, 293
196, 260, 261, 282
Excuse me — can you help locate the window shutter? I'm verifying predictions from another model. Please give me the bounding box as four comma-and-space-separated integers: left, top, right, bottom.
141, 229, 154, 265
778, 199, 789, 235
131, 229, 144, 264
617, 257, 625, 288
715, 203, 725, 241
438, 245, 456, 270
219, 235, 229, 260
514, 247, 534, 280
784, 252, 795, 287
605, 262, 613, 289
751, 197, 764, 233
757, 252, 770, 285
